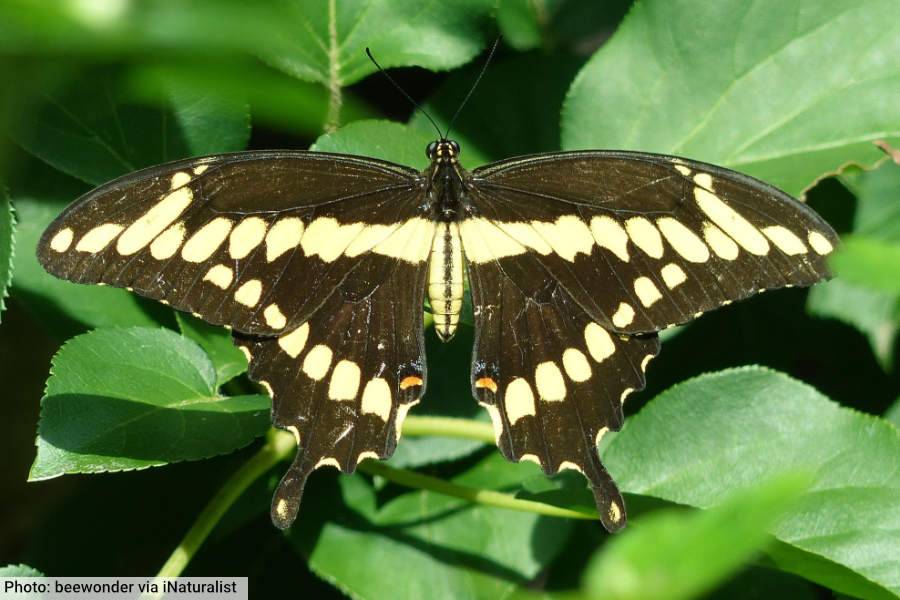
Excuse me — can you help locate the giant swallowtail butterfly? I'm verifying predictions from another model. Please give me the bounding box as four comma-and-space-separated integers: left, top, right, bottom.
37, 139, 837, 532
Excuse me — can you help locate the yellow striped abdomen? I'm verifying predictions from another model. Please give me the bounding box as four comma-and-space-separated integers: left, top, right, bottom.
428, 221, 464, 341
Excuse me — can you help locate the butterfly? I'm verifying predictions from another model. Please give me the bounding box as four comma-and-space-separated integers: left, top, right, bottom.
37, 138, 838, 532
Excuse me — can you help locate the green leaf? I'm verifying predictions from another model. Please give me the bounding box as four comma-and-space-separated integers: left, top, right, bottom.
11, 196, 164, 334
606, 367, 900, 599
562, 0, 900, 196
843, 161, 900, 243
886, 399, 900, 427
0, 564, 44, 576
0, 186, 14, 322
829, 235, 900, 294
496, 0, 546, 50
584, 475, 809, 600
260, 0, 495, 86
292, 454, 572, 600
175, 312, 247, 387
807, 279, 898, 369
313, 119, 437, 169
30, 327, 270, 480
12, 70, 250, 186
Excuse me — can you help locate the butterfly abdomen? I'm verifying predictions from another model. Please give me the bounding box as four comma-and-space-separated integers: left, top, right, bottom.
429, 221, 464, 341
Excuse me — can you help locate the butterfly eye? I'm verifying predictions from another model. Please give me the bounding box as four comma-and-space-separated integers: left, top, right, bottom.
426, 141, 438, 159
449, 140, 460, 156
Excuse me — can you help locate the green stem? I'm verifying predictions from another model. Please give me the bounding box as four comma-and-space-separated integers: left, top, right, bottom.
402, 415, 495, 442
359, 460, 597, 520
155, 430, 295, 578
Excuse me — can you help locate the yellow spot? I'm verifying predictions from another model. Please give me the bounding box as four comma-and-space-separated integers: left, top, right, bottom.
286, 425, 300, 446
373, 218, 434, 263
275, 498, 289, 520
495, 222, 552, 255
693, 173, 713, 188
394, 402, 418, 441
633, 277, 663, 308
76, 223, 123, 253
529, 215, 594, 262
203, 264, 234, 289
193, 165, 209, 175
656, 217, 710, 262
265, 217, 304, 262
625, 217, 664, 259
595, 426, 610, 445
238, 346, 252, 361
263, 303, 287, 329
301, 217, 364, 262
399, 375, 424, 390
361, 378, 392, 421
608, 500, 622, 523
584, 323, 615, 362
460, 217, 527, 263
612, 303, 635, 328
762, 226, 807, 255
620, 387, 635, 403
171, 171, 191, 188
479, 402, 504, 445
475, 377, 498, 393
234, 279, 263, 307
117, 187, 192, 255
504, 378, 536, 423
260, 381, 273, 397
808, 231, 834, 255
344, 223, 398, 257
641, 354, 654, 371
328, 359, 361, 401
50, 228, 74, 252
302, 344, 333, 380
182, 217, 233, 262
674, 164, 692, 176
277, 323, 309, 358
535, 361, 566, 401
590, 216, 630, 261
695, 186, 769, 255
356, 451, 380, 465
562, 348, 592, 382
519, 454, 542, 466
558, 461, 584, 475
149, 222, 186, 259
661, 263, 687, 289
315, 457, 341, 470
703, 222, 739, 260
229, 217, 268, 259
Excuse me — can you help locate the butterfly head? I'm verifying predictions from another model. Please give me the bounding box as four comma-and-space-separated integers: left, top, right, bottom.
427, 139, 460, 163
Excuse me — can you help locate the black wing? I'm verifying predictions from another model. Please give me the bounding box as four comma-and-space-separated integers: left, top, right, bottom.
37, 150, 432, 528
462, 150, 838, 530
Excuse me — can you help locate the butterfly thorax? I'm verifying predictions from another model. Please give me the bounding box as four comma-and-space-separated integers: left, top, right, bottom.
425, 140, 467, 342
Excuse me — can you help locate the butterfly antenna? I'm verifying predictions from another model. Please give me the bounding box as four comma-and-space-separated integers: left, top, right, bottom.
444, 36, 501, 140
366, 47, 443, 139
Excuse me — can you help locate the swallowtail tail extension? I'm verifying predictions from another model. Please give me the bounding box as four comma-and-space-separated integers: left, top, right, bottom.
38, 139, 837, 531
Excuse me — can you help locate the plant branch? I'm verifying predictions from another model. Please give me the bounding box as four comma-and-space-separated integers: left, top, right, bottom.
155, 429, 295, 578
402, 415, 495, 442
358, 460, 597, 520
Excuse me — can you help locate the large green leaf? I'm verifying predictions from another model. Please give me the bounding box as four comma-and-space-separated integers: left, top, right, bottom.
29, 327, 270, 480
313, 119, 438, 169
0, 564, 44, 576
260, 0, 495, 86
11, 196, 164, 334
175, 312, 247, 388
606, 367, 900, 599
13, 71, 250, 186
0, 186, 14, 322
830, 235, 900, 294
291, 454, 572, 600
584, 476, 809, 600
562, 0, 900, 196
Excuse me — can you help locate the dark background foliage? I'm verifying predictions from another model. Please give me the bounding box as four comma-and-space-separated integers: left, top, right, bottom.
0, 1, 897, 599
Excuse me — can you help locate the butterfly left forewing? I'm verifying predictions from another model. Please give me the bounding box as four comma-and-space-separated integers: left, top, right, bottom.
38, 151, 422, 335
